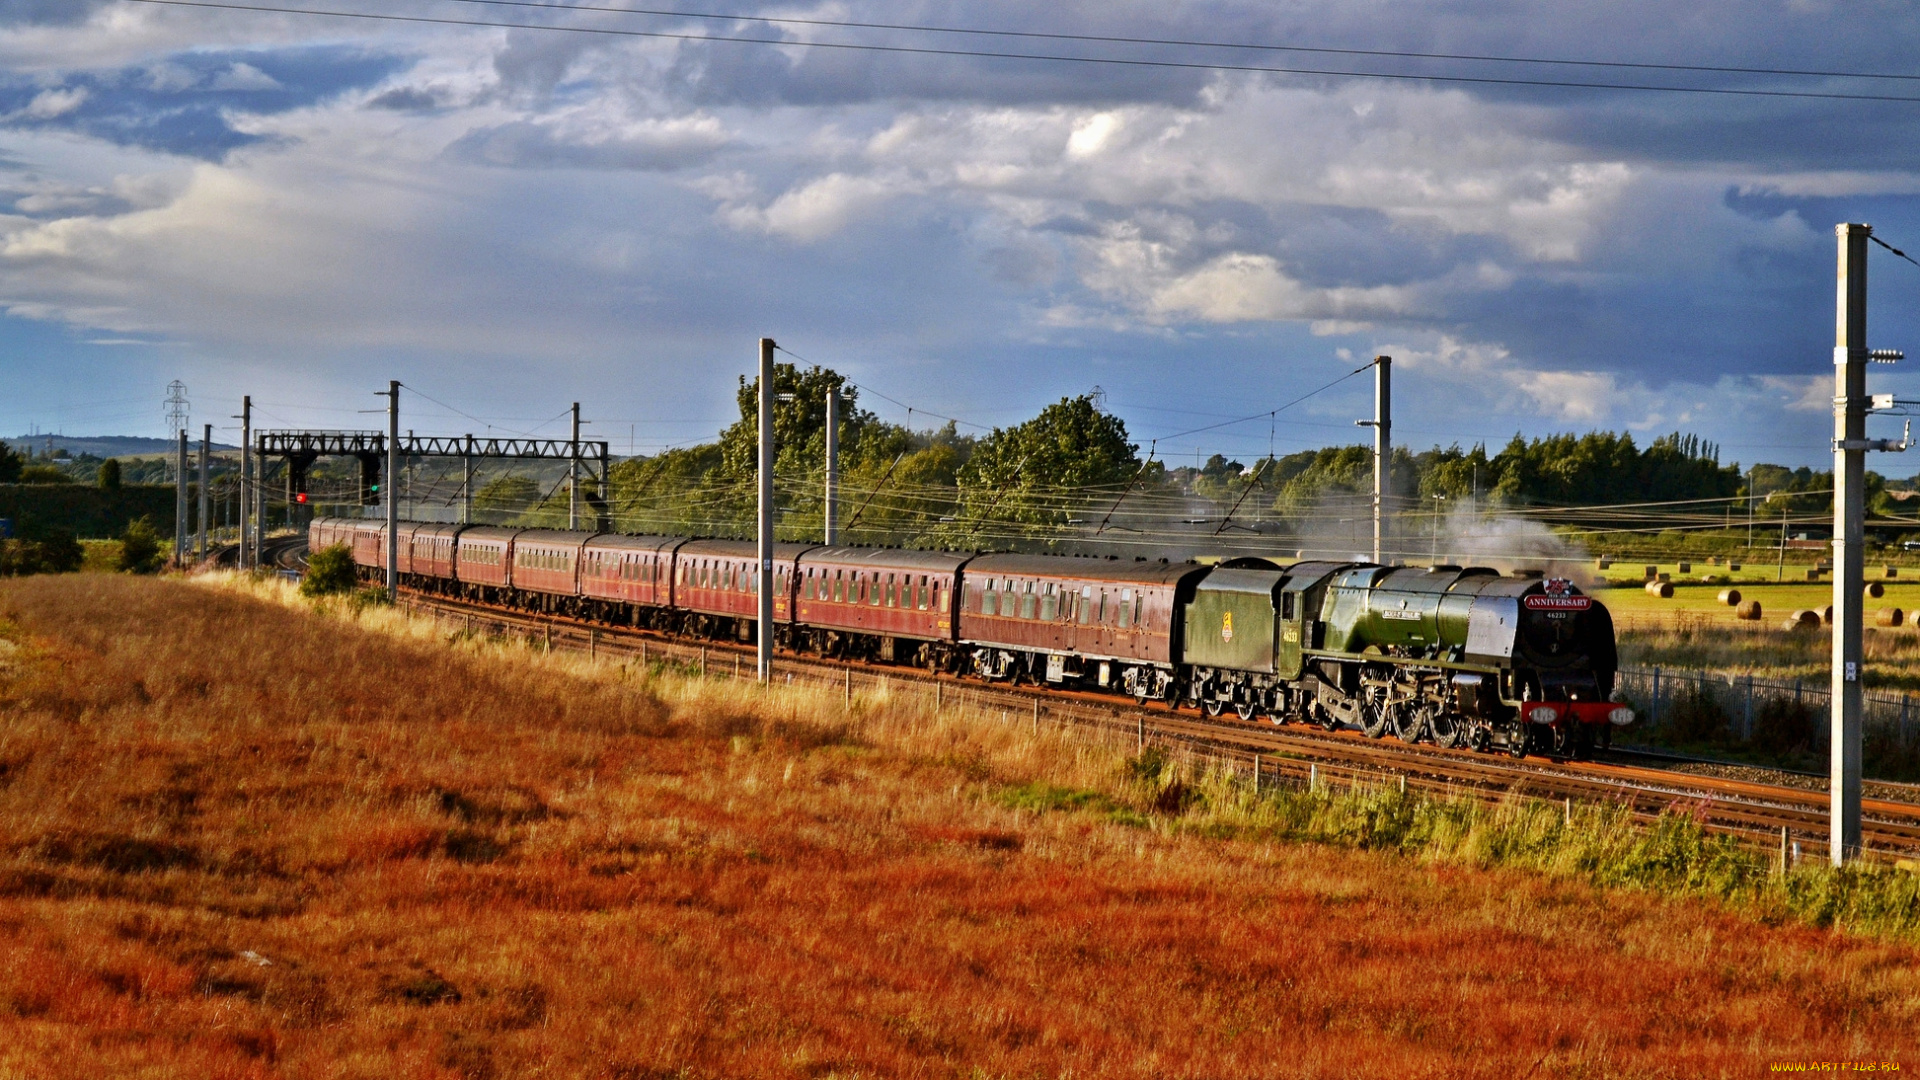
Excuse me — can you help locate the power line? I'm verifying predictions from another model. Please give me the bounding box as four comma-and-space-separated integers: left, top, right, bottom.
1151, 360, 1376, 444
432, 0, 1920, 86
1871, 233, 1920, 271
120, 0, 1920, 104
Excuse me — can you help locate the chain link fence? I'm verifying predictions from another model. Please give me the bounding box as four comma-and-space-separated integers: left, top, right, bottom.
1614, 665, 1920, 769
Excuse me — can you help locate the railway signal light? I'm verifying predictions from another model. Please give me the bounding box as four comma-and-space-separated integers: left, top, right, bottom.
356, 451, 382, 505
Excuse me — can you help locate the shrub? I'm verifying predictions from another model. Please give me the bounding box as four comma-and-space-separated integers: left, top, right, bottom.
17, 464, 73, 484
1661, 678, 1731, 744
1752, 695, 1817, 755
301, 543, 358, 597
0, 531, 83, 577
117, 517, 165, 574
97, 458, 121, 489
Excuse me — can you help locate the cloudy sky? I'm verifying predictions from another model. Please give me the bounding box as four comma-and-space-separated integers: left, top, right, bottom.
4, 0, 1920, 470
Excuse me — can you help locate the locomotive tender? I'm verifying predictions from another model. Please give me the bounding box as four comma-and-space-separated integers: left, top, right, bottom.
311, 518, 1631, 758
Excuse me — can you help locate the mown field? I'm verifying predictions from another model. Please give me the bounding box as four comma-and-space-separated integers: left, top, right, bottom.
0, 575, 1915, 1077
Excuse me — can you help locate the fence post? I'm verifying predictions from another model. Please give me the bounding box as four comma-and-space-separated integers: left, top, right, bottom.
1651, 666, 1661, 730
1779, 827, 1790, 874
700, 646, 707, 677
1253, 752, 1261, 793
1033, 698, 1039, 734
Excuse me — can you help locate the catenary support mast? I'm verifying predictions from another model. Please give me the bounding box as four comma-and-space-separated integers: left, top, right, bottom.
758, 338, 776, 682
385, 381, 399, 601
824, 384, 839, 545
175, 430, 188, 567
569, 402, 581, 530
1832, 224, 1871, 865
197, 424, 210, 562
1357, 356, 1391, 563
238, 397, 252, 569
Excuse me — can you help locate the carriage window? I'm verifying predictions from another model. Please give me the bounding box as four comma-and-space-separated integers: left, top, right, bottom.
1098, 591, 1107, 624
981, 584, 996, 616
884, 574, 896, 607
1021, 586, 1037, 620
834, 572, 845, 603
938, 584, 949, 613
918, 576, 928, 610
1117, 588, 1132, 628
1078, 587, 1093, 625
1134, 594, 1144, 626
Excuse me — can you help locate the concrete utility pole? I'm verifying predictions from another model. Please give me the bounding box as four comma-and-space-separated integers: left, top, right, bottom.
1831, 224, 1885, 865
1356, 355, 1391, 563
824, 384, 840, 545
197, 423, 210, 562
174, 430, 188, 567
385, 381, 400, 601
238, 397, 252, 570
463, 446, 473, 525
569, 401, 581, 530
758, 338, 776, 682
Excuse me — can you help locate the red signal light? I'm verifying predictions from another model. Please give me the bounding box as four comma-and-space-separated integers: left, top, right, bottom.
295, 492, 309, 504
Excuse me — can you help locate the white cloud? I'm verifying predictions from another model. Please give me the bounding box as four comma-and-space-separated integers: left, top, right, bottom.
18, 85, 85, 118
209, 61, 280, 91
719, 171, 905, 242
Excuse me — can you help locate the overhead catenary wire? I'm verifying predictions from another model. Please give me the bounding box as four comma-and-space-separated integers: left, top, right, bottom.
430, 0, 1920, 86
120, 0, 1920, 104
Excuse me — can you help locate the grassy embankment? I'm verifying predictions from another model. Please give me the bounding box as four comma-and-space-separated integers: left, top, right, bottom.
0, 573, 1916, 1076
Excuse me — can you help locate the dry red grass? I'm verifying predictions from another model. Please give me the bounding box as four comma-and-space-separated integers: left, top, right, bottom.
0, 574, 1913, 1078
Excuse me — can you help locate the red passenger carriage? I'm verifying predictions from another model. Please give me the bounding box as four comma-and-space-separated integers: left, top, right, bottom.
793, 547, 968, 664
958, 555, 1208, 699
673, 539, 818, 641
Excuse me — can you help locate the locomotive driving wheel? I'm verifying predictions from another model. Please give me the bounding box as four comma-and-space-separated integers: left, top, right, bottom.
1392, 704, 1427, 744
1360, 699, 1391, 739
1235, 699, 1258, 721
1428, 711, 1464, 749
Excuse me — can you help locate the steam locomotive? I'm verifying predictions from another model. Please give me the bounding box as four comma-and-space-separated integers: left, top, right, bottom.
311, 518, 1631, 758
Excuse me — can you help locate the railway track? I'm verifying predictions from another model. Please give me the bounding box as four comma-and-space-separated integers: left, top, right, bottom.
384, 586, 1920, 865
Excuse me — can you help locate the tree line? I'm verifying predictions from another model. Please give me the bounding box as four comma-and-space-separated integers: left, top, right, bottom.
457, 363, 1836, 547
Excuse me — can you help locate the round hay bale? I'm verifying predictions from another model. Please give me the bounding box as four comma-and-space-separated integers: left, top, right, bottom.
1717, 588, 1742, 606
1876, 608, 1905, 628
1644, 580, 1674, 598
1823, 605, 1834, 625
1786, 609, 1821, 630
1867, 581, 1886, 598
1735, 600, 1762, 620
1677, 561, 1692, 574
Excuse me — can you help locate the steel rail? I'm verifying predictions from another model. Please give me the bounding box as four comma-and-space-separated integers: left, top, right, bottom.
382, 587, 1920, 863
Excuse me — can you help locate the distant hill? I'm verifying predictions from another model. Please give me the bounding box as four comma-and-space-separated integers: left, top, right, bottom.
6, 434, 237, 458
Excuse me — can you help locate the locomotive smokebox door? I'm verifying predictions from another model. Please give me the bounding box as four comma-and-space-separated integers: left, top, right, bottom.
1465, 597, 1519, 661
1182, 568, 1283, 674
